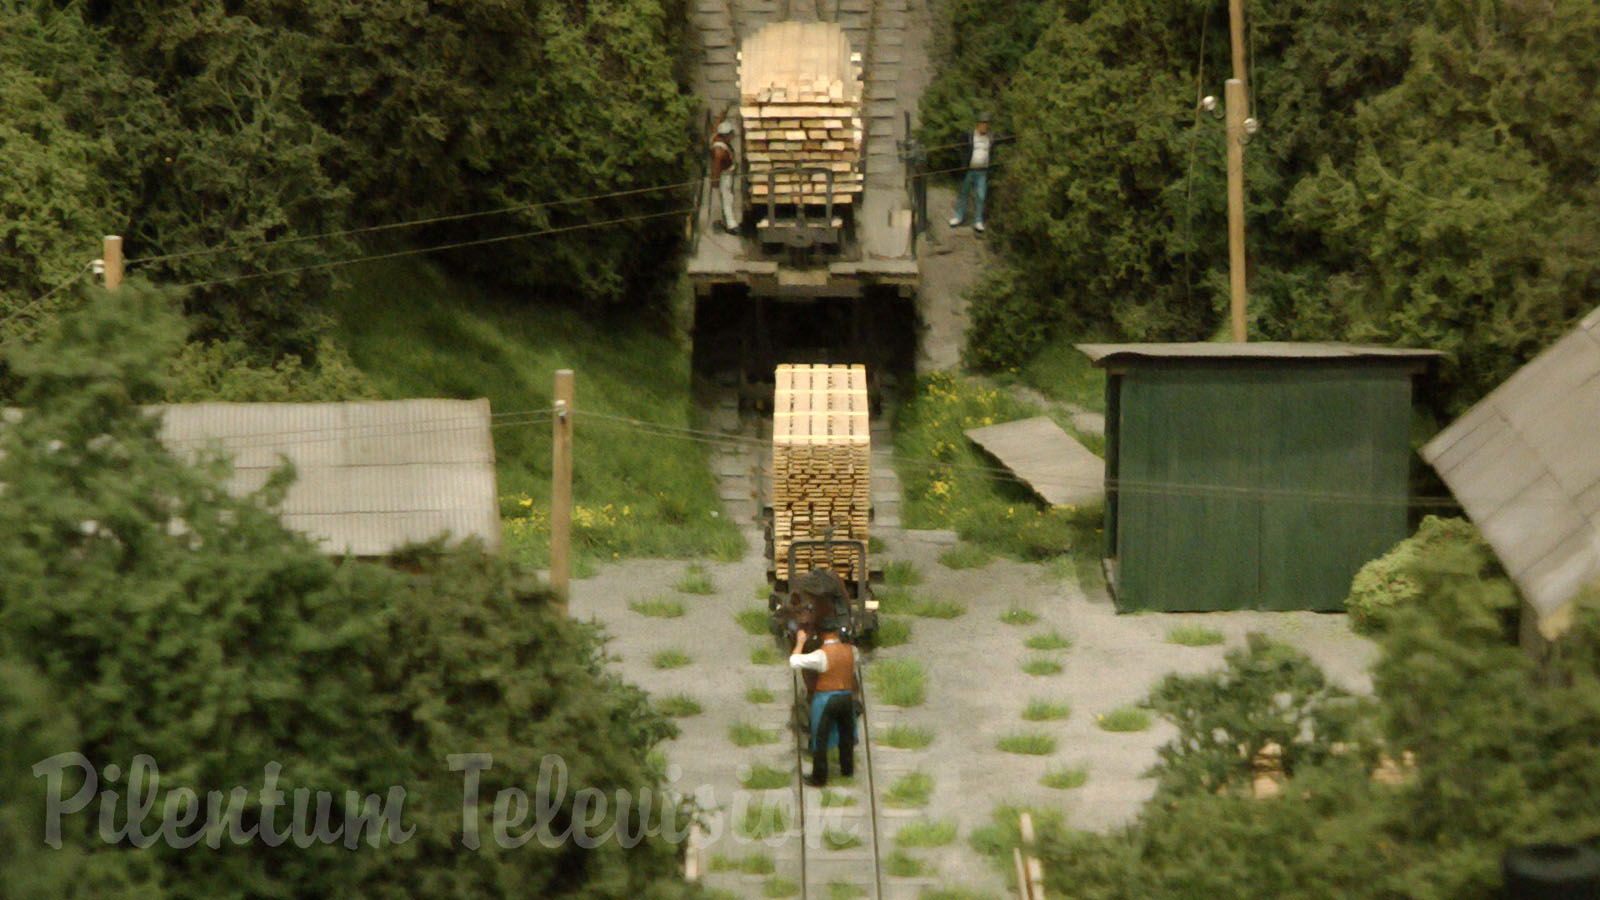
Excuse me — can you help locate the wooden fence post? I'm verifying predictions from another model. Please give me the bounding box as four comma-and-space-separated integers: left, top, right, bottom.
103, 235, 123, 292
551, 369, 574, 611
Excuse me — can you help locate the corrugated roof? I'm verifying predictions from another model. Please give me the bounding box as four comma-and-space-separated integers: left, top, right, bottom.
1421, 306, 1600, 637
1077, 341, 1443, 365
154, 399, 500, 556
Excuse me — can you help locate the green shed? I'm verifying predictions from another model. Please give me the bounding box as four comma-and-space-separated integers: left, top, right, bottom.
1078, 343, 1440, 613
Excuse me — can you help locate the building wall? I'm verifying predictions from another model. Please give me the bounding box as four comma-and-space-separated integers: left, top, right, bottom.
1111, 363, 1413, 612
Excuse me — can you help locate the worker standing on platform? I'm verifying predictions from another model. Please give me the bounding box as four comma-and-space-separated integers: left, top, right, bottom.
711, 117, 739, 233
789, 624, 857, 787
949, 111, 993, 234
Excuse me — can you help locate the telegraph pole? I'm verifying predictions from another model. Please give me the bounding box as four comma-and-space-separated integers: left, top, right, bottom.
102, 235, 123, 292
550, 369, 574, 611
1225, 0, 1248, 342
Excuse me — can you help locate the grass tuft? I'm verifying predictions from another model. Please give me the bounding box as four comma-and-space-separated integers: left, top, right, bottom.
655, 693, 702, 717
736, 607, 771, 636
740, 764, 790, 790
754, 581, 773, 600
676, 563, 715, 595
1166, 624, 1225, 646
762, 876, 797, 898
1021, 657, 1062, 676
996, 732, 1057, 755
651, 649, 691, 669
629, 596, 685, 618
729, 721, 780, 747
869, 658, 926, 707
874, 616, 912, 647
883, 560, 923, 586
884, 771, 934, 807
1041, 766, 1089, 790
738, 803, 791, 840
879, 724, 934, 749
822, 827, 863, 850
879, 588, 964, 619
884, 849, 932, 877
750, 644, 781, 665
999, 606, 1039, 626
894, 819, 957, 848
937, 543, 994, 569
1097, 706, 1153, 732
1024, 630, 1072, 651
826, 882, 867, 900
821, 788, 857, 808
1021, 699, 1070, 722
745, 684, 776, 704
709, 852, 774, 875
868, 535, 887, 555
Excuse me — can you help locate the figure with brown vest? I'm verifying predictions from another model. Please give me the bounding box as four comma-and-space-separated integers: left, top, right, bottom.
788, 620, 857, 787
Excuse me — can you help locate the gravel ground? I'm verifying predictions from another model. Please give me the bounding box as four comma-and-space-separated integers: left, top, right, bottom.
567, 527, 1378, 899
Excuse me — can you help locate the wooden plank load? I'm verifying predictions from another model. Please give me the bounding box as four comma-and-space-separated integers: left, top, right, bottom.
771, 364, 871, 582
737, 22, 864, 206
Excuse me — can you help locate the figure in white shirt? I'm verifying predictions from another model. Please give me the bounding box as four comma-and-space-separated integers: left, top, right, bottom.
789, 624, 857, 787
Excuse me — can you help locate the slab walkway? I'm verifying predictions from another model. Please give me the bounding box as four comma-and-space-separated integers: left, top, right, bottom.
965, 416, 1103, 508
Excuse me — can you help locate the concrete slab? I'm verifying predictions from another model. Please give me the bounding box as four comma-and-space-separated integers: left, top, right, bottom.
965, 416, 1104, 508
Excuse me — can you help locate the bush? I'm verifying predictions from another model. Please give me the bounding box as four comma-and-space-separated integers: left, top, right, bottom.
1345, 516, 1500, 634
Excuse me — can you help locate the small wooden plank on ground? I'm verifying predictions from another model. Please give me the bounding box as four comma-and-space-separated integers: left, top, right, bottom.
964, 416, 1103, 508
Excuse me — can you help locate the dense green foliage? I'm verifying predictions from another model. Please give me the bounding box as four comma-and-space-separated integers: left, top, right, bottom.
975, 550, 1600, 898
0, 286, 700, 897
1346, 516, 1500, 633
3, 0, 693, 369
931, 0, 1600, 414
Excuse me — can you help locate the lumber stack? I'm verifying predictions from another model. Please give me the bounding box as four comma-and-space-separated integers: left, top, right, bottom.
737, 22, 864, 206
771, 364, 871, 582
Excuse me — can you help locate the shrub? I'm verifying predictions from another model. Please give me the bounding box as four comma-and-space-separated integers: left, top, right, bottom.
938, 543, 994, 569
729, 721, 780, 747
1022, 699, 1071, 722
652, 649, 692, 669
656, 693, 702, 717
885, 771, 935, 807
630, 596, 686, 618
894, 820, 958, 848
676, 563, 716, 595
1096, 707, 1153, 733
1022, 657, 1062, 676
1345, 516, 1499, 634
1024, 630, 1072, 650
741, 764, 791, 790
1000, 607, 1039, 626
1165, 625, 1224, 646
870, 658, 927, 706
879, 724, 934, 749
996, 732, 1057, 755
1041, 766, 1089, 790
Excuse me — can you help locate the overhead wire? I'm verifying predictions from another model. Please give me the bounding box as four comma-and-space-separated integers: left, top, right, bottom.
1181, 4, 1211, 312
0, 261, 95, 330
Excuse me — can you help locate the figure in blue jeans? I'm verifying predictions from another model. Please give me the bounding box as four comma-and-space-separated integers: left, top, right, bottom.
950, 112, 993, 233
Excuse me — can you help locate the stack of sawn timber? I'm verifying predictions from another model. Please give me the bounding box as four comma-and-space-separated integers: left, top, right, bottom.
771, 364, 871, 583
738, 22, 864, 206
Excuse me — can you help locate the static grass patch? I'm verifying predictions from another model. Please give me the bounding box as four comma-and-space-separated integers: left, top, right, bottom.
884, 772, 934, 807
937, 542, 994, 569
869, 658, 926, 707
1097, 706, 1153, 732
1041, 766, 1089, 790
751, 644, 781, 665
709, 852, 775, 875
729, 721, 780, 747
822, 788, 857, 807
330, 260, 746, 570
736, 607, 771, 635
879, 588, 964, 619
883, 559, 923, 586
754, 581, 773, 600
763, 876, 798, 898
894, 820, 958, 848
1166, 624, 1226, 646
918, 889, 1001, 900
885, 849, 933, 877
741, 764, 791, 790
999, 606, 1039, 626
996, 732, 1057, 755
655, 694, 702, 717
651, 649, 691, 669
822, 827, 863, 850
868, 535, 887, 554
1024, 630, 1072, 651
1020, 333, 1107, 413
1021, 699, 1070, 722
1021, 657, 1062, 676
738, 803, 791, 840
628, 596, 685, 618
745, 684, 776, 704
676, 563, 716, 595
874, 616, 912, 647
879, 724, 934, 749
826, 882, 867, 900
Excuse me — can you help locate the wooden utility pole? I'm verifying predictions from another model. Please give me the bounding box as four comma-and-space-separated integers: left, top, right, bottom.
103, 235, 123, 292
550, 369, 574, 610
1225, 0, 1248, 342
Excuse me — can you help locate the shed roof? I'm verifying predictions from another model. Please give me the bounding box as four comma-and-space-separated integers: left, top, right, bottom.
1421, 306, 1600, 638
155, 398, 500, 556
1077, 341, 1443, 367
